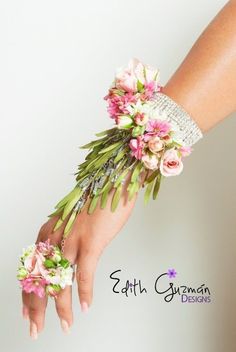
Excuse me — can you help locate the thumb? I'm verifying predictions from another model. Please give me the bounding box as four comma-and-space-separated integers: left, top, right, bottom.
76, 249, 100, 313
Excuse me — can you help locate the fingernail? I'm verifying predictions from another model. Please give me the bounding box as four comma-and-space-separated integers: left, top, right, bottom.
30, 321, 38, 340
22, 306, 29, 320
81, 301, 89, 313
60, 319, 70, 334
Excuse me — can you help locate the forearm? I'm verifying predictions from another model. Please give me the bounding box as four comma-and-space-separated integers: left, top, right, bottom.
162, 0, 236, 132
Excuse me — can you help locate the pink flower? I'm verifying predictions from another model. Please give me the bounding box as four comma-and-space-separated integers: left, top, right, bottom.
104, 91, 137, 119
21, 277, 48, 298
116, 72, 137, 93
179, 146, 192, 157
134, 112, 148, 126
30, 253, 48, 277
24, 246, 49, 278
37, 239, 53, 256
160, 149, 183, 177
129, 136, 144, 160
144, 119, 171, 140
142, 153, 159, 170
115, 58, 159, 93
148, 136, 164, 153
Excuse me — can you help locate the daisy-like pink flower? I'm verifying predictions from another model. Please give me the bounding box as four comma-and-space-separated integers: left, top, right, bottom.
144, 119, 171, 140
20, 277, 48, 298
129, 136, 144, 160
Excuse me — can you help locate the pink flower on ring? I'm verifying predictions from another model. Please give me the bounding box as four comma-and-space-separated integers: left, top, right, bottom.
20, 277, 48, 298
144, 119, 171, 140
160, 149, 183, 177
129, 136, 144, 160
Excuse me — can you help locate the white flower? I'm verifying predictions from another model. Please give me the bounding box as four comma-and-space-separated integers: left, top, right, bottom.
59, 267, 73, 288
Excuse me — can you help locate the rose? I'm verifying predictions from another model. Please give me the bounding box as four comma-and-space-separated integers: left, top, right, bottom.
24, 250, 49, 277
148, 136, 164, 153
142, 153, 159, 170
160, 149, 183, 177
115, 63, 138, 93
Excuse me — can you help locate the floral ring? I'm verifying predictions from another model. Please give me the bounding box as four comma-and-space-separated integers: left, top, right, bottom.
17, 239, 73, 298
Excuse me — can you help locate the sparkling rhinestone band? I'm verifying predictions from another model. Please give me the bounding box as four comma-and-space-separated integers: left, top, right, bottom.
152, 92, 203, 146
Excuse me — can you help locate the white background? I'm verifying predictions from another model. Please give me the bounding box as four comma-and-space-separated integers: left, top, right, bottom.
1, 0, 236, 351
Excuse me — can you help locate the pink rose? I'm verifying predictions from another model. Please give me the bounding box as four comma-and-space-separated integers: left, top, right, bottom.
148, 136, 164, 153
25, 250, 48, 277
142, 153, 159, 170
115, 65, 138, 93
160, 149, 183, 177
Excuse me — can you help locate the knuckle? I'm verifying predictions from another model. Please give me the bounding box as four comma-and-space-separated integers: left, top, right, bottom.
56, 305, 69, 317
76, 270, 90, 284
29, 306, 41, 316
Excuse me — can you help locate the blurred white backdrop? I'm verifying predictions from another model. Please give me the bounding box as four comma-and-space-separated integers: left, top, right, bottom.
1, 0, 235, 351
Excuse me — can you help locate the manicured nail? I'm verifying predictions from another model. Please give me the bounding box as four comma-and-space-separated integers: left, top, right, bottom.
30, 321, 38, 340
81, 301, 89, 313
60, 319, 70, 334
22, 306, 29, 320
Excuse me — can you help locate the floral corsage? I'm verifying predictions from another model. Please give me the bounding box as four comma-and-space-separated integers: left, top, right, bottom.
17, 240, 73, 298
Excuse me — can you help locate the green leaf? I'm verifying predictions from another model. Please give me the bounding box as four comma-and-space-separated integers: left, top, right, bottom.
132, 126, 143, 137
88, 195, 100, 214
44, 259, 56, 269
53, 218, 64, 232
80, 138, 106, 150
144, 169, 159, 185
64, 211, 77, 236
60, 258, 70, 268
137, 80, 144, 92
98, 141, 123, 154
54, 187, 77, 209
61, 188, 83, 220
111, 184, 122, 212
153, 173, 162, 200
144, 178, 155, 205
127, 181, 139, 201
95, 128, 116, 137
100, 183, 113, 209
131, 162, 142, 183
114, 147, 129, 164
48, 208, 63, 218
114, 169, 130, 188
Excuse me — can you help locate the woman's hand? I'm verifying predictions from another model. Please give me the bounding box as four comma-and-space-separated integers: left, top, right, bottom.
22, 177, 138, 339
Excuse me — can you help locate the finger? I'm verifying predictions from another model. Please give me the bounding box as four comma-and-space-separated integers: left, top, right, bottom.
76, 250, 99, 312
55, 285, 73, 334
29, 293, 48, 339
54, 232, 78, 333
22, 291, 30, 320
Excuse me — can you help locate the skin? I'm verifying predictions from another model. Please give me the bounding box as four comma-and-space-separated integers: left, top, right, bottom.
22, 0, 236, 339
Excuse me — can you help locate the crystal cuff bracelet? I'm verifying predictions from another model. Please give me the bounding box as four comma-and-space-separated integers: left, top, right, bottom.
151, 92, 203, 146
48, 58, 204, 237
